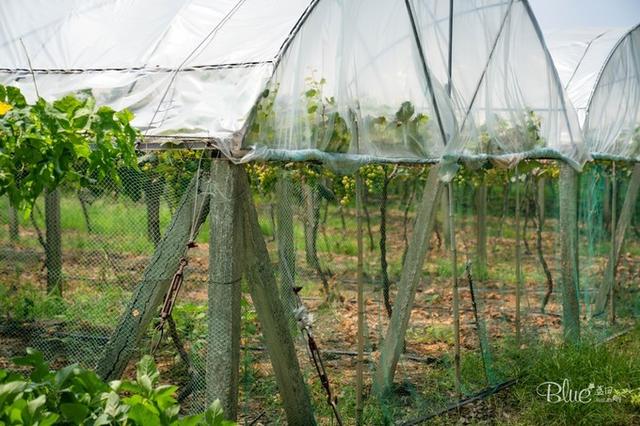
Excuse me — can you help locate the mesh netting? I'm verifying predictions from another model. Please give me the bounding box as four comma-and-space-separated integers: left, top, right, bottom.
1, 155, 639, 423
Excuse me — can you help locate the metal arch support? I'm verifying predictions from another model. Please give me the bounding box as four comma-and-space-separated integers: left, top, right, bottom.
521, 0, 577, 147
564, 30, 609, 91
457, 0, 514, 134
448, 0, 454, 97
404, 0, 451, 146
272, 0, 323, 70
585, 22, 640, 126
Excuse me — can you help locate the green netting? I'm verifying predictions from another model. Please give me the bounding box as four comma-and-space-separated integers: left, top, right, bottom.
1, 155, 639, 424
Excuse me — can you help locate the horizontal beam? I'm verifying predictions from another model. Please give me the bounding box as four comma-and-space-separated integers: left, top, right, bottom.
0, 61, 271, 75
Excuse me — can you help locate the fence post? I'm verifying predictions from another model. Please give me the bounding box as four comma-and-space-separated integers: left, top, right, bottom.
45, 188, 62, 295
206, 159, 242, 419
374, 165, 443, 394
559, 163, 580, 342
475, 178, 488, 278
9, 204, 19, 242
239, 167, 317, 426
276, 174, 297, 330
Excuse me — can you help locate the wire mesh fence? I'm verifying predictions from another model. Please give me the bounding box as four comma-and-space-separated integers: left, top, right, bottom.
0, 155, 639, 424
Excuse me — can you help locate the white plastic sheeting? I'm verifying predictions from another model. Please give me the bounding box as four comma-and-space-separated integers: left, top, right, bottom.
546, 25, 640, 160
0, 0, 589, 168
585, 25, 640, 160
243, 0, 586, 168
546, 28, 627, 125
242, 0, 456, 166
0, 0, 310, 144
417, 0, 587, 169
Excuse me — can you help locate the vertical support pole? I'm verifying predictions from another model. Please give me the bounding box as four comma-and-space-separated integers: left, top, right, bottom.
441, 185, 451, 251
595, 163, 640, 315
537, 177, 546, 225
240, 167, 316, 426
207, 159, 242, 419
448, 181, 461, 397
355, 172, 365, 425
515, 167, 522, 344
144, 174, 164, 248
45, 188, 62, 295
609, 163, 617, 325
559, 163, 580, 343
276, 174, 297, 329
9, 204, 19, 242
604, 175, 612, 232
475, 178, 488, 278
374, 166, 443, 395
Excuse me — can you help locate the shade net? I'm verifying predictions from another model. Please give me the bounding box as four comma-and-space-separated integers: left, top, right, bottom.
241, 0, 454, 166
242, 0, 590, 171
1, 155, 639, 423
434, 0, 588, 170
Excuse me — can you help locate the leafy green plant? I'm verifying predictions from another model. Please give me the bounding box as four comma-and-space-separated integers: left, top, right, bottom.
0, 85, 138, 214
365, 101, 432, 156
478, 110, 544, 156
0, 349, 235, 425
0, 283, 67, 323
304, 78, 351, 153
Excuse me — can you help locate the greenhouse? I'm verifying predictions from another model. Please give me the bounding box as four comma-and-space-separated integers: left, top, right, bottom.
0, 0, 639, 425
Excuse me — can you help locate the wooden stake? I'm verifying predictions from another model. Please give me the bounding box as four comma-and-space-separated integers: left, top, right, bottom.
475, 178, 488, 278
594, 163, 640, 315
8, 204, 19, 242
515, 167, 522, 344
559, 163, 580, 343
441, 183, 451, 251
45, 188, 62, 295
207, 159, 242, 419
537, 177, 546, 225
276, 174, 297, 330
374, 165, 443, 395
239, 167, 316, 426
355, 172, 365, 425
609, 163, 617, 325
448, 181, 461, 397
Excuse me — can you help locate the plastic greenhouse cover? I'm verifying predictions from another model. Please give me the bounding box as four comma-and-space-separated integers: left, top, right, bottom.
546, 25, 640, 160
418, 0, 588, 170
243, 0, 588, 170
584, 25, 640, 161
0, 0, 588, 169
0, 0, 311, 144
545, 27, 628, 125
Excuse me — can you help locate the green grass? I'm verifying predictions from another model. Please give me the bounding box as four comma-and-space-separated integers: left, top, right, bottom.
0, 281, 128, 329
490, 328, 640, 425
0, 192, 211, 256
320, 330, 640, 425
407, 324, 455, 345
